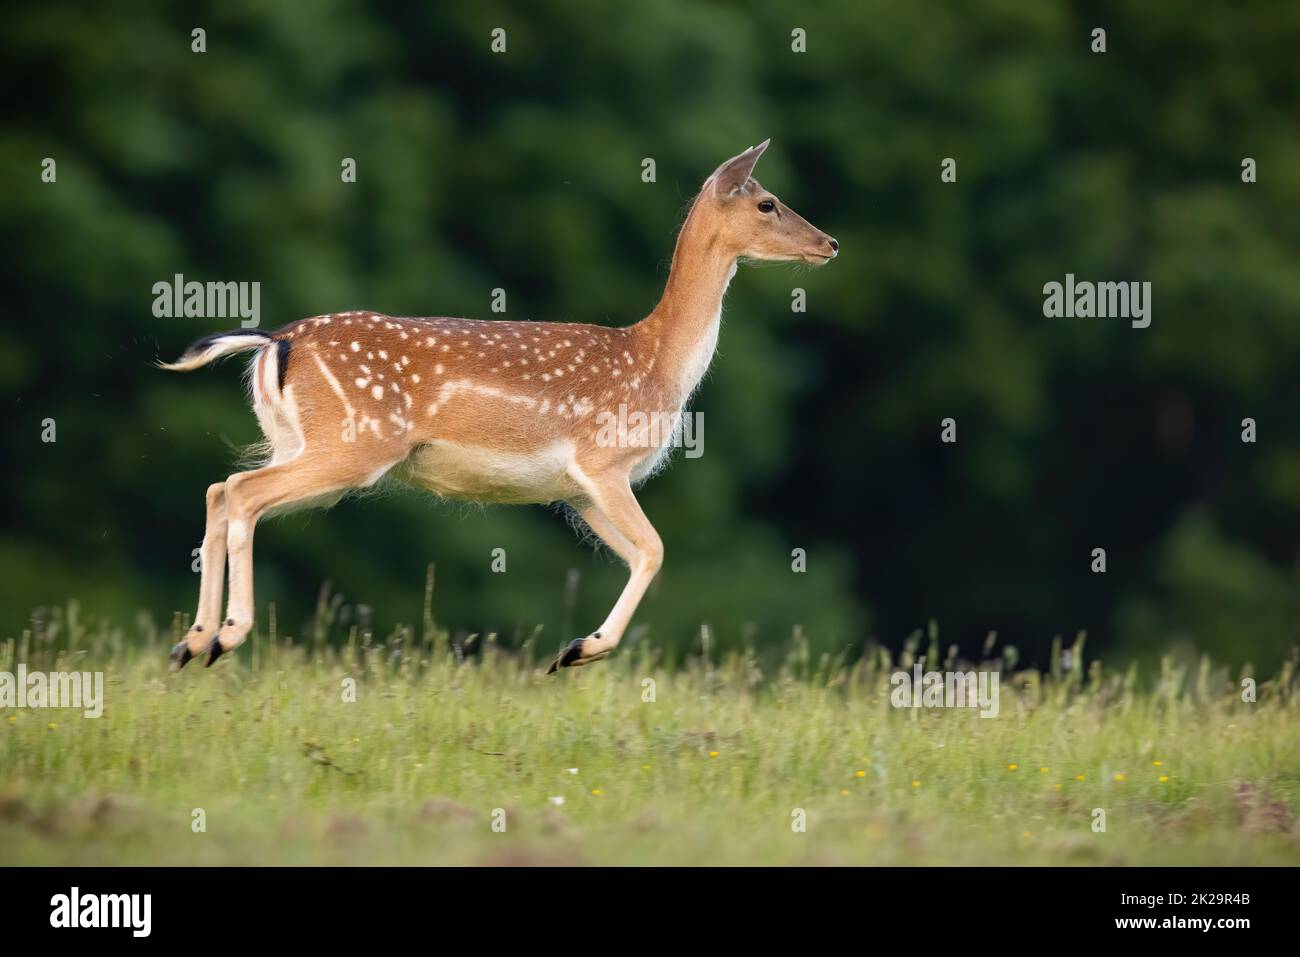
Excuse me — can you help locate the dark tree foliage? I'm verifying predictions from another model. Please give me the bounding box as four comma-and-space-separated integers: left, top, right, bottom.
1, 1, 1297, 668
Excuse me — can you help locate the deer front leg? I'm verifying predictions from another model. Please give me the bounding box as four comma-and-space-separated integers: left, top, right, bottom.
171, 482, 228, 669
575, 502, 639, 566
549, 467, 663, 673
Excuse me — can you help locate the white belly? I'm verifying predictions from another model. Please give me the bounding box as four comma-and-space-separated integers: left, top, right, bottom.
398, 439, 578, 504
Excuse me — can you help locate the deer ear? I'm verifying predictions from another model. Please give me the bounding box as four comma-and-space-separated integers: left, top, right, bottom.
712, 139, 770, 200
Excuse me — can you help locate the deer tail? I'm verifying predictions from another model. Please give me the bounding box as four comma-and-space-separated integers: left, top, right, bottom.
157, 329, 274, 372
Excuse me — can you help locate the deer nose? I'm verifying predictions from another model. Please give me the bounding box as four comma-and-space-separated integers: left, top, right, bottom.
827, 237, 839, 256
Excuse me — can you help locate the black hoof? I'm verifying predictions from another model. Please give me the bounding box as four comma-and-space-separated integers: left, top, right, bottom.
547, 634, 599, 674
205, 636, 226, 668
169, 641, 193, 670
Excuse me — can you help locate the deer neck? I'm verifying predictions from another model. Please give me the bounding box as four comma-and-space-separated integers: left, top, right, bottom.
636, 206, 738, 405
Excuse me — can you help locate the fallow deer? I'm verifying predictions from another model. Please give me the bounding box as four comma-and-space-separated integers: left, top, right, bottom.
161, 139, 838, 673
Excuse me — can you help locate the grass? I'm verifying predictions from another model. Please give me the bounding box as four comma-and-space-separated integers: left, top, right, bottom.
2, 590, 1299, 866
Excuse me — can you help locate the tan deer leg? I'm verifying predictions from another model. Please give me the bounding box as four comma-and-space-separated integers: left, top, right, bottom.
202, 453, 400, 667
170, 483, 229, 668
549, 467, 663, 672
576, 503, 638, 565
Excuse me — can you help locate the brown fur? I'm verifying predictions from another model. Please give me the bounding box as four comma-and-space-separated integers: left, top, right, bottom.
164, 140, 837, 670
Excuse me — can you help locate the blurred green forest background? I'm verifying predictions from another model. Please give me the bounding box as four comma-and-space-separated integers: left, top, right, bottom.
2, 0, 1298, 670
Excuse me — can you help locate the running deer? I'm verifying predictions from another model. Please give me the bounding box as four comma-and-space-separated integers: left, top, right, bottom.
161, 139, 838, 672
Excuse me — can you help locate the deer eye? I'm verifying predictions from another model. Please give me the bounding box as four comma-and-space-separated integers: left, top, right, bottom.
757, 199, 775, 213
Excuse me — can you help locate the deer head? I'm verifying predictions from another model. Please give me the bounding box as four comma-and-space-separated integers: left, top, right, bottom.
697, 139, 839, 265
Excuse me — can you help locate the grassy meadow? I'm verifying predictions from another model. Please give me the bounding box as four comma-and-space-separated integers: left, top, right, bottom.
2, 590, 1299, 866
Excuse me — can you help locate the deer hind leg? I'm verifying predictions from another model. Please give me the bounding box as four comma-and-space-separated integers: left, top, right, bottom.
549, 466, 663, 673
170, 483, 230, 668
201, 451, 401, 667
